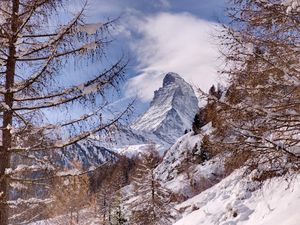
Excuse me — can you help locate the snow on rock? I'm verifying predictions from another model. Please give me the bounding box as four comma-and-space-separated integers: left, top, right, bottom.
131, 72, 199, 144
97, 126, 151, 149
174, 169, 300, 225
155, 132, 201, 181
56, 141, 118, 170
116, 143, 165, 158
161, 157, 224, 199
154, 128, 224, 199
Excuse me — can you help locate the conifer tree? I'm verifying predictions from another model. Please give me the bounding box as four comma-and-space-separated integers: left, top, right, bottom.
129, 149, 176, 225
48, 161, 90, 224
94, 159, 130, 225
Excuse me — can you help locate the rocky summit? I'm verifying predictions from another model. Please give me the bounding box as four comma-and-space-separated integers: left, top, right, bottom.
131, 72, 199, 144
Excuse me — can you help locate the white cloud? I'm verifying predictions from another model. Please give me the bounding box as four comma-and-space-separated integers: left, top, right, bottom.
125, 12, 223, 102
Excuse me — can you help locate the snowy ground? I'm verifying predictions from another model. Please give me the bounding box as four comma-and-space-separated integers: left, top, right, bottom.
155, 126, 300, 225
174, 170, 300, 225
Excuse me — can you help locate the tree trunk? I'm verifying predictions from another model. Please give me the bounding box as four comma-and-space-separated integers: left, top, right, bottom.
70, 210, 73, 224
76, 210, 79, 224
151, 171, 155, 204
0, 1, 19, 224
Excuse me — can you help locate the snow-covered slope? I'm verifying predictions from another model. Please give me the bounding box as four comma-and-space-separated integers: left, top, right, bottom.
153, 123, 300, 225
28, 172, 300, 225
174, 170, 300, 225
154, 123, 223, 199
90, 126, 148, 150
155, 123, 213, 182
131, 72, 199, 144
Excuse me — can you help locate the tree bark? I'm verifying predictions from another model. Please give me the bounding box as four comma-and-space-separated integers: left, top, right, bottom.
0, 1, 19, 224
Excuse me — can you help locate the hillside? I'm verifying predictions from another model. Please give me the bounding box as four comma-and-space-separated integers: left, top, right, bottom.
175, 169, 300, 225
156, 131, 300, 225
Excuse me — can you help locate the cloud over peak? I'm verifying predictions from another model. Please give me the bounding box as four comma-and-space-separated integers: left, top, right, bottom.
125, 12, 222, 102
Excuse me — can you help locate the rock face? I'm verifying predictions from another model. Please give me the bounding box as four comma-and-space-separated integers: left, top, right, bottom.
57, 141, 119, 169
131, 72, 199, 144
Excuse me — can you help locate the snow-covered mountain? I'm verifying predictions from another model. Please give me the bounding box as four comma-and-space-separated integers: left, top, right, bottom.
131, 72, 199, 144
88, 72, 199, 158
57, 72, 199, 166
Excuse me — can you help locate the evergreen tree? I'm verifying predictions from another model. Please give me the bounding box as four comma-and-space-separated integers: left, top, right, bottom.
94, 157, 132, 225
192, 113, 202, 134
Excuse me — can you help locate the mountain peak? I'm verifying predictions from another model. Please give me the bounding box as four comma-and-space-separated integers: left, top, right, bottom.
163, 72, 183, 86
131, 72, 199, 144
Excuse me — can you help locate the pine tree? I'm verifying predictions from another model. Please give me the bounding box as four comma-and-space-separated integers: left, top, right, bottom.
192, 113, 202, 134
193, 85, 224, 134
94, 161, 129, 225
0, 1, 129, 224
96, 182, 115, 225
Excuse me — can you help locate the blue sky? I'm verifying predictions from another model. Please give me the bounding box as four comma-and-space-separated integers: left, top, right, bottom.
67, 0, 227, 117
87, 0, 226, 22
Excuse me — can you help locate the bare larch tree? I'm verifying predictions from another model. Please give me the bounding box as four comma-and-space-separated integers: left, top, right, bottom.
201, 0, 300, 177
0, 0, 130, 224
129, 149, 176, 225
